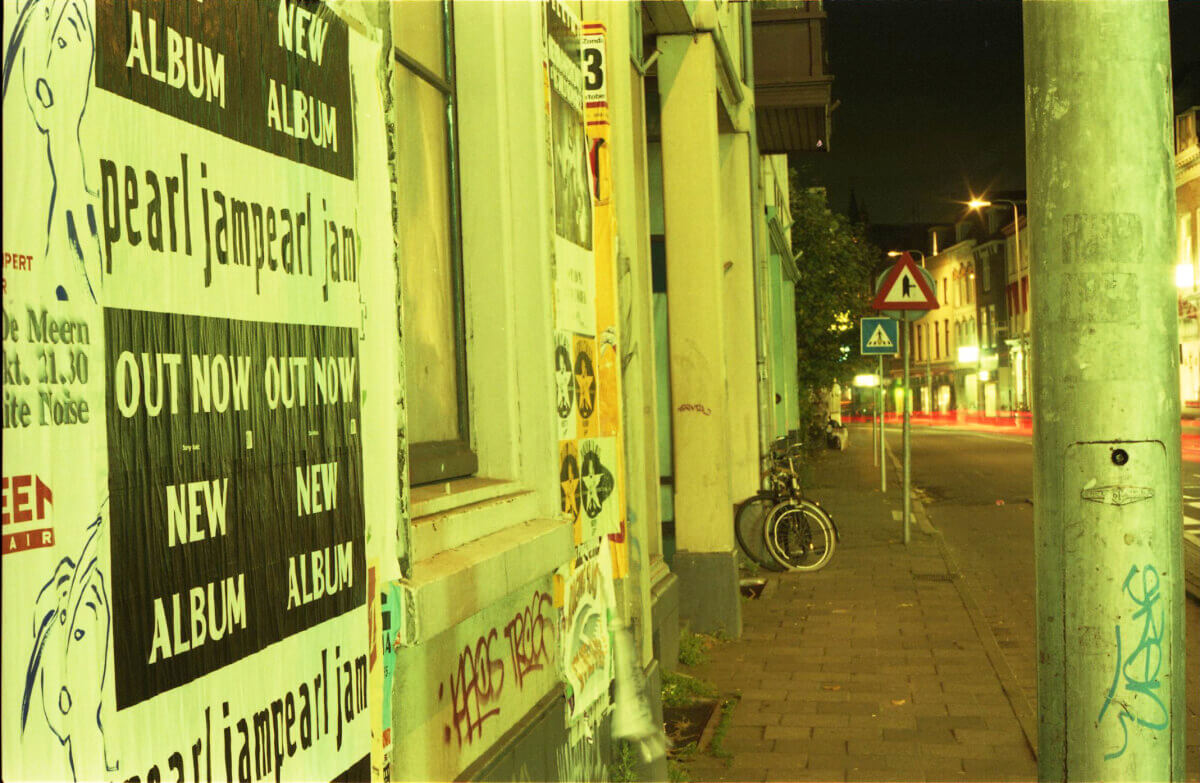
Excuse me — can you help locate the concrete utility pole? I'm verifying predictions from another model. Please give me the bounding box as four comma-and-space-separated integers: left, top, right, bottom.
1024, 2, 1185, 779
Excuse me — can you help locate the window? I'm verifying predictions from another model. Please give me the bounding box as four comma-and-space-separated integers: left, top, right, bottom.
981, 256, 991, 293
981, 309, 990, 349
1183, 214, 1195, 271
394, 0, 477, 485
988, 305, 997, 347
934, 323, 940, 359
1021, 276, 1030, 313
944, 318, 950, 356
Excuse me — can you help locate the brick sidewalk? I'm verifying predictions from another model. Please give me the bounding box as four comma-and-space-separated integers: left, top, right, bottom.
682, 441, 1037, 782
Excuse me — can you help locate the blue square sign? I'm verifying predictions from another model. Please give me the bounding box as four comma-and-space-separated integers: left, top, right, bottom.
861, 317, 899, 356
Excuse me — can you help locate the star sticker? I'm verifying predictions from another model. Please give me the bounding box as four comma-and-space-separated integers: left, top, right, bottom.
561, 462, 580, 518
582, 464, 602, 516
576, 369, 595, 413
556, 365, 574, 410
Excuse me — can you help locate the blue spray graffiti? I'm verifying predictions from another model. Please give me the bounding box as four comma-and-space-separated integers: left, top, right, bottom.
21, 505, 117, 779
1096, 563, 1167, 761
3, 0, 102, 302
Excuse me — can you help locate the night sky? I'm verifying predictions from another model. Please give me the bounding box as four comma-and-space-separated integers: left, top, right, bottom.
796, 0, 1200, 226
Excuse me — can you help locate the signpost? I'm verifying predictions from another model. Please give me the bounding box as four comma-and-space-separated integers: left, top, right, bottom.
871, 253, 939, 544
860, 317, 898, 488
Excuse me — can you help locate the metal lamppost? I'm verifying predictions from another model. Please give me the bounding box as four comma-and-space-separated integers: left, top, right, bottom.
968, 198, 1028, 412
887, 249, 932, 414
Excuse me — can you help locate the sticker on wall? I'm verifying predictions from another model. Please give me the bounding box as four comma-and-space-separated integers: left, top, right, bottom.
559, 542, 613, 724
577, 438, 617, 543
555, 332, 577, 441
559, 441, 582, 530
574, 336, 598, 438
375, 581, 407, 782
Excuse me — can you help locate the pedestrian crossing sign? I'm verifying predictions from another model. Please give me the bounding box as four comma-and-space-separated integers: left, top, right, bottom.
861, 317, 899, 356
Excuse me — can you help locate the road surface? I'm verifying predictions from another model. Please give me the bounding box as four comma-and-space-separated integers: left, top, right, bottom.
881, 424, 1200, 776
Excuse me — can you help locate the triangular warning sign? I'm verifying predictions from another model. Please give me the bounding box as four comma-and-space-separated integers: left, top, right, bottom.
872, 252, 939, 310
866, 325, 894, 349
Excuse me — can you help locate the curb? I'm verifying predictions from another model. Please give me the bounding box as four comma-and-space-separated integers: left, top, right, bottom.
882, 436, 1039, 760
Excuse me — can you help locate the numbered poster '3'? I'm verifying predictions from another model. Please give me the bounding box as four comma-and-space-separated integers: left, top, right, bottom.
1, 2, 390, 781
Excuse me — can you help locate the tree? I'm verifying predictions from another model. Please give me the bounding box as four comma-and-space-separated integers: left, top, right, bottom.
788, 178, 882, 412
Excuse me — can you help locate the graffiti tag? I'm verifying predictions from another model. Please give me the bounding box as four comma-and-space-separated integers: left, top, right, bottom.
443, 629, 505, 746
503, 591, 555, 690
1097, 563, 1168, 761
676, 403, 711, 416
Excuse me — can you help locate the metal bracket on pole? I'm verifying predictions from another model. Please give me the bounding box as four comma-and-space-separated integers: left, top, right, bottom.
879, 356, 886, 492
872, 376, 879, 467
902, 323, 911, 545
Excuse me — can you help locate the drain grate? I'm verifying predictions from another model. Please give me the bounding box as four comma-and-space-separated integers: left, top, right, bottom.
912, 572, 953, 582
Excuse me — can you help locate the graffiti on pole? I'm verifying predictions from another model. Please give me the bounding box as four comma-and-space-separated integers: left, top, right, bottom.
1096, 563, 1168, 761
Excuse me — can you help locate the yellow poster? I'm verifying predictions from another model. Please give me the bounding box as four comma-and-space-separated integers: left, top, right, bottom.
583, 24, 629, 576
574, 335, 598, 439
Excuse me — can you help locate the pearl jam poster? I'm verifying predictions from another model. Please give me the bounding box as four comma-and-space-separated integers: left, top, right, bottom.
2, 2, 394, 780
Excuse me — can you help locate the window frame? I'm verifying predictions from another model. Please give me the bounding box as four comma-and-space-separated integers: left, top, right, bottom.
394, 0, 479, 486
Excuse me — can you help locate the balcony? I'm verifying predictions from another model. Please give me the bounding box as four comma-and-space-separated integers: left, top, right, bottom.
751, 1, 834, 152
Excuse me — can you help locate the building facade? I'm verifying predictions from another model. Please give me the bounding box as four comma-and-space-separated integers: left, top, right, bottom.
910, 233, 977, 416
1, 1, 826, 781
1176, 105, 1200, 408
1002, 215, 1032, 412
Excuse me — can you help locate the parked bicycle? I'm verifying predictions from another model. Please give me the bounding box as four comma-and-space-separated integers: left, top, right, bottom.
734, 437, 839, 572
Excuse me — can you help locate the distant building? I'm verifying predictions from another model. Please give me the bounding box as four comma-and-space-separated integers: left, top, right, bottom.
1177, 105, 1200, 408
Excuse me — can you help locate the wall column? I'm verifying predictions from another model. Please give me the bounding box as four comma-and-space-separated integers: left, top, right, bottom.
721, 133, 759, 504
656, 32, 741, 637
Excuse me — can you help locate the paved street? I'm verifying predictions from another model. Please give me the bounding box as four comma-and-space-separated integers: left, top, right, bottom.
1181, 455, 1200, 538
683, 425, 1199, 782
685, 437, 1038, 782
882, 423, 1200, 778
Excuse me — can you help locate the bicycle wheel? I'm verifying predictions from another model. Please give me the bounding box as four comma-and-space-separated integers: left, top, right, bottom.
734, 493, 785, 572
762, 499, 836, 571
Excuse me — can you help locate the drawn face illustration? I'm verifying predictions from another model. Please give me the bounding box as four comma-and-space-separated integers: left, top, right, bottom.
23, 515, 116, 780
4, 0, 101, 299
18, 0, 96, 141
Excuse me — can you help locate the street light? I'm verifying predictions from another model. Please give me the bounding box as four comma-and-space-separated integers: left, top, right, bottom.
970, 196, 1029, 411
1176, 261, 1195, 290
887, 249, 926, 268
